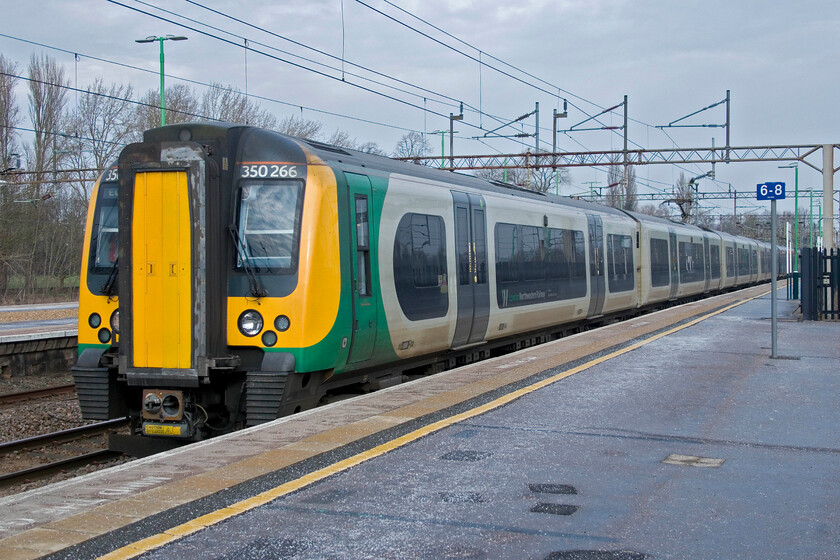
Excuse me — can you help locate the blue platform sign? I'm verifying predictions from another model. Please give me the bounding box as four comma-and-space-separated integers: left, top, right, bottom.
757, 182, 785, 200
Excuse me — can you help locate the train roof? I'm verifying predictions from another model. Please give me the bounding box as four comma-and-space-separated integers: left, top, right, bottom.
138, 123, 770, 247
142, 121, 631, 218
299, 138, 633, 219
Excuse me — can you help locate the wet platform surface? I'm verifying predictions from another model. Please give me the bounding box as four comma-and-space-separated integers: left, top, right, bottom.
2, 286, 838, 559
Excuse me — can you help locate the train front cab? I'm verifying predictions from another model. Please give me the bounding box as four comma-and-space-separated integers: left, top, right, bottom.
72, 124, 352, 445
72, 165, 124, 422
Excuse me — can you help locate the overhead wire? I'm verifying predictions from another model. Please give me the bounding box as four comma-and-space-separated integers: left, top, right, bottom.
107, 0, 454, 118
357, 0, 737, 201
360, 0, 668, 132
177, 0, 462, 110
0, 70, 220, 123
7, 4, 727, 202
176, 0, 540, 138
132, 0, 463, 113
0, 33, 419, 135
107, 0, 553, 150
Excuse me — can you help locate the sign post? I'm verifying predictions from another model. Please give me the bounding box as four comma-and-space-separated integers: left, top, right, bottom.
757, 181, 785, 358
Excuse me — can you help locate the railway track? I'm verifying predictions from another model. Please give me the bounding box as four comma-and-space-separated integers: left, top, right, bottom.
0, 418, 129, 491
0, 384, 76, 405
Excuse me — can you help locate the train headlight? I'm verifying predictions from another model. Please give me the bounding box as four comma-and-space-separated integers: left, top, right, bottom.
262, 331, 277, 347
110, 309, 120, 334
98, 328, 111, 343
238, 310, 263, 337
274, 315, 291, 332
88, 313, 101, 328
143, 393, 162, 415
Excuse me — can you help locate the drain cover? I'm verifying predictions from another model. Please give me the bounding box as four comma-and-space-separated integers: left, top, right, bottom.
439, 491, 487, 503
530, 503, 578, 515
439, 450, 493, 462
529, 483, 577, 495
545, 551, 648, 560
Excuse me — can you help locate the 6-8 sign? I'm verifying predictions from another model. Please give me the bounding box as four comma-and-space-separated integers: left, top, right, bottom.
757, 182, 785, 200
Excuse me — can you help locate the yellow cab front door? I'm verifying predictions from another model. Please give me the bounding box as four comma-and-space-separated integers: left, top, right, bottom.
131, 170, 192, 369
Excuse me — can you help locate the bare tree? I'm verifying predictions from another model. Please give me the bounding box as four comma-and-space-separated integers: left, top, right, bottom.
28, 54, 70, 184
135, 84, 199, 130
199, 82, 278, 128
318, 129, 384, 154
637, 203, 673, 219
392, 131, 429, 159
605, 158, 637, 211
356, 141, 385, 155
22, 54, 72, 297
325, 128, 355, 148
0, 55, 22, 297
66, 79, 136, 201
474, 164, 570, 194
662, 172, 697, 223
0, 55, 20, 170
276, 115, 323, 139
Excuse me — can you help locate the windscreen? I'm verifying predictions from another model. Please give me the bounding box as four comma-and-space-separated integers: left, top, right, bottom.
86, 177, 120, 294
236, 180, 304, 273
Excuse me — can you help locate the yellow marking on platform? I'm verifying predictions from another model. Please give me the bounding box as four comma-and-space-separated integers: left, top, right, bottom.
98, 292, 766, 560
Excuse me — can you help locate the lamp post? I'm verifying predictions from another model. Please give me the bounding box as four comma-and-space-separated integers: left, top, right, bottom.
135, 34, 188, 126
430, 130, 445, 169
449, 103, 463, 172
809, 188, 814, 248
778, 164, 799, 270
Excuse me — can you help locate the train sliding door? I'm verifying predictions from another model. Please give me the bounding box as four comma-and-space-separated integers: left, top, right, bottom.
345, 173, 378, 364
586, 214, 605, 317
668, 228, 679, 299
451, 191, 489, 348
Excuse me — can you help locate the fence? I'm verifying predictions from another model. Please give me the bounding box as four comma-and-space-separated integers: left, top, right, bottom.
801, 248, 839, 321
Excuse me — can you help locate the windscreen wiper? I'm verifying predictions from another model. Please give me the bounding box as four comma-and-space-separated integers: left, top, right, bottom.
100, 258, 119, 296
228, 225, 267, 298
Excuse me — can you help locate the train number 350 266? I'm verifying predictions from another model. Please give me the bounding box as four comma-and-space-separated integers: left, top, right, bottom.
240, 164, 300, 179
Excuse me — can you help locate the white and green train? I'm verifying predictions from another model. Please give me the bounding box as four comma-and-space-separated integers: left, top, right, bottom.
71, 123, 780, 451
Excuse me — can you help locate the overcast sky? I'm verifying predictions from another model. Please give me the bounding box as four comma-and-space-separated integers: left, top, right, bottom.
3, 0, 839, 217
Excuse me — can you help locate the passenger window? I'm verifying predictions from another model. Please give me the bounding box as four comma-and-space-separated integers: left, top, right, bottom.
393, 213, 448, 320
607, 234, 634, 292
494, 222, 586, 308
355, 196, 371, 296
650, 238, 670, 287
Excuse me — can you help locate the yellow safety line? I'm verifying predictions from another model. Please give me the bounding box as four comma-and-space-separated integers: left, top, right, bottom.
99, 291, 767, 559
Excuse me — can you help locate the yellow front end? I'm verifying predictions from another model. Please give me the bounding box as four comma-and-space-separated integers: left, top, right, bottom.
77, 169, 120, 351
226, 151, 342, 354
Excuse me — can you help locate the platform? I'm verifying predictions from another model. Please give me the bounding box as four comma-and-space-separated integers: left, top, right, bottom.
1, 285, 838, 559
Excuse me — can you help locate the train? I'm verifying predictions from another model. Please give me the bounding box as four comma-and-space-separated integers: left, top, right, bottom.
71, 122, 782, 452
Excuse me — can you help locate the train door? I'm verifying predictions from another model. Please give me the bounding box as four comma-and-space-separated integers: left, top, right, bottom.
703, 235, 711, 292
668, 228, 679, 299
131, 170, 193, 369
451, 191, 489, 348
586, 214, 605, 317
345, 173, 377, 364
